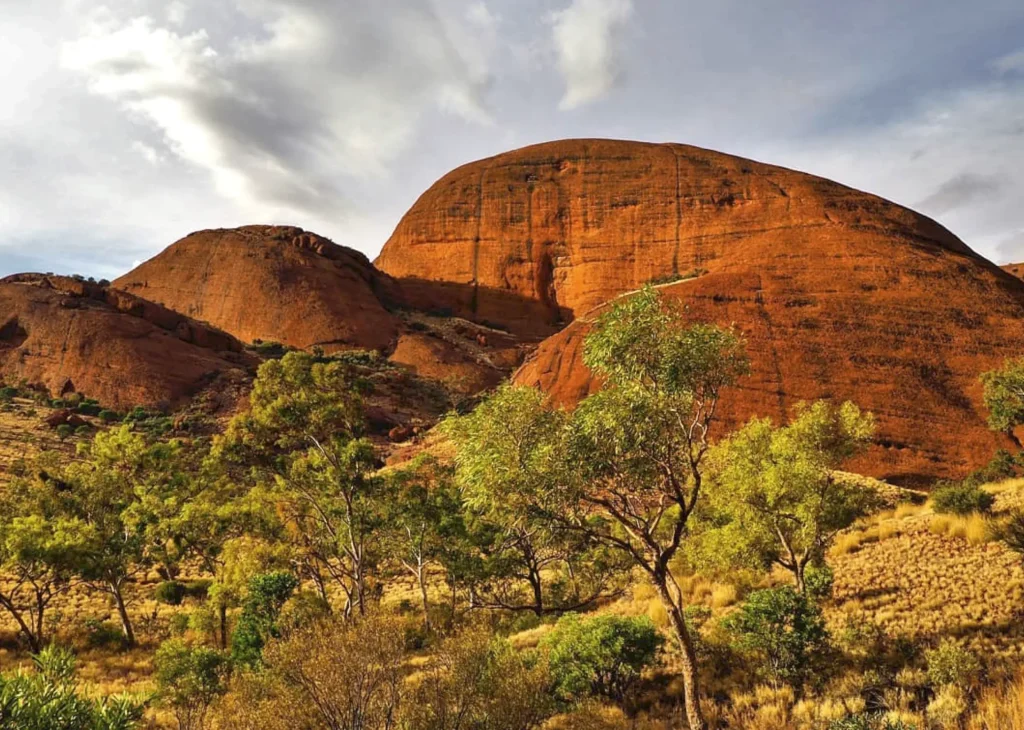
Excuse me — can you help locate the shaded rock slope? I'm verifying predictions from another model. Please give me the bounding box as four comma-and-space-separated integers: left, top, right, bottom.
0, 275, 252, 411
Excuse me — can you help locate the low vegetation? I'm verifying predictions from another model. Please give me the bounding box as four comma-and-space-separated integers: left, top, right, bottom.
4, 292, 1024, 729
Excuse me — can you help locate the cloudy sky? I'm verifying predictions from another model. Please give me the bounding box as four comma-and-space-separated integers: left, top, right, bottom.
2, 0, 1023, 279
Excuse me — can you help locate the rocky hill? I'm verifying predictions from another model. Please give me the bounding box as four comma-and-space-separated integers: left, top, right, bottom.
1003, 262, 1024, 280
0, 274, 252, 411
375, 139, 1024, 482
115, 226, 400, 353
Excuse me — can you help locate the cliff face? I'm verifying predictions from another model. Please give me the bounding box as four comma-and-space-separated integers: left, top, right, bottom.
115, 226, 400, 353
376, 139, 973, 337
0, 275, 252, 411
379, 138, 1024, 481
514, 260, 1024, 484
1003, 263, 1024, 280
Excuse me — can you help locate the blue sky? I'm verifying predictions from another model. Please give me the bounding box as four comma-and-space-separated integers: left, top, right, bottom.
2, 0, 1023, 279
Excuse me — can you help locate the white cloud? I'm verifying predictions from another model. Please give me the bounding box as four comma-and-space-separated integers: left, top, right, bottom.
550, 0, 633, 110
758, 79, 1024, 263
59, 2, 498, 219
993, 47, 1024, 75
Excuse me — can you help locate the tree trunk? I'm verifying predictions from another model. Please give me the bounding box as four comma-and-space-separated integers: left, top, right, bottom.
33, 593, 46, 650
219, 602, 228, 650
0, 597, 40, 653
111, 584, 136, 648
653, 576, 706, 730
529, 568, 544, 617
416, 561, 431, 631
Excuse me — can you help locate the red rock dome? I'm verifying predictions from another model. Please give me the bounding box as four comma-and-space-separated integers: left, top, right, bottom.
116, 226, 399, 353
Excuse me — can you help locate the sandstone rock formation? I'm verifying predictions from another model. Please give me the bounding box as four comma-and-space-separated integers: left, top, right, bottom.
115, 226, 399, 353
514, 265, 1024, 484
1003, 263, 1024, 280
376, 139, 976, 337
0, 275, 251, 411
381, 138, 1024, 480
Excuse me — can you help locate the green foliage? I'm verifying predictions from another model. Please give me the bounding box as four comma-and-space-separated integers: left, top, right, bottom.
0, 386, 17, 402
925, 640, 982, 689
0, 645, 143, 729
722, 586, 830, 688
56, 424, 73, 441
541, 613, 663, 703
930, 481, 995, 515
98, 410, 119, 424
230, 571, 298, 668
445, 386, 629, 616
698, 401, 876, 591
83, 619, 129, 650
804, 564, 834, 602
404, 627, 553, 730
155, 581, 188, 606
249, 340, 292, 359
154, 640, 229, 730
981, 357, 1024, 444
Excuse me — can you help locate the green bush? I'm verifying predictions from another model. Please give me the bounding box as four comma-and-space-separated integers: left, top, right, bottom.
98, 410, 120, 424
0, 386, 17, 402
155, 581, 188, 606
0, 645, 143, 729
84, 618, 129, 651
722, 586, 830, 689
74, 425, 92, 437
183, 579, 213, 600
154, 640, 229, 730
541, 614, 663, 703
230, 571, 298, 668
56, 424, 73, 441
168, 613, 191, 637
804, 564, 835, 602
931, 481, 995, 515
925, 639, 981, 689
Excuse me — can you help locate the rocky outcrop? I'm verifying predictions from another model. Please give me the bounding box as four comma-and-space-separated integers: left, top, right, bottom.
376, 139, 973, 337
0, 275, 252, 411
115, 226, 400, 353
515, 264, 1024, 484
1003, 263, 1024, 281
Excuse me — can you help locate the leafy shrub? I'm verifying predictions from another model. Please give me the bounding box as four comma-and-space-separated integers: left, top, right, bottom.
75, 402, 102, 417
220, 614, 407, 730
84, 618, 129, 651
0, 386, 18, 402
541, 614, 663, 703
98, 410, 120, 424
930, 481, 995, 515
155, 581, 188, 606
56, 424, 73, 441
925, 639, 982, 689
0, 645, 143, 729
804, 564, 835, 602
183, 579, 213, 600
405, 626, 553, 730
722, 586, 830, 688
154, 640, 229, 730
169, 613, 191, 637
230, 572, 298, 668
74, 425, 92, 437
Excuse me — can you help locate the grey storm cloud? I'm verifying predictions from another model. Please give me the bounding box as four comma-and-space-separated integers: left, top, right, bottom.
916, 174, 1007, 216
